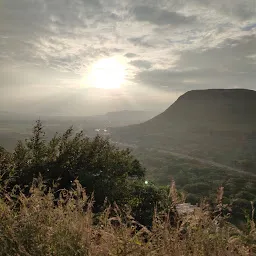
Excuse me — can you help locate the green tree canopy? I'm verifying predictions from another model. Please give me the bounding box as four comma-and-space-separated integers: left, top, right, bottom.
10, 120, 145, 210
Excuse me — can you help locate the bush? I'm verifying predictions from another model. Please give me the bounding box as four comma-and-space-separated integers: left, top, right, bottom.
1, 121, 256, 255
3, 121, 145, 209
0, 182, 255, 256
183, 182, 211, 195
0, 121, 167, 225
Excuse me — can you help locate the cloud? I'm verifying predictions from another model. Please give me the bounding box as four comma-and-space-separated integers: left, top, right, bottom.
125, 53, 138, 58
128, 36, 153, 48
0, 0, 256, 114
242, 23, 256, 31
132, 5, 197, 25
135, 35, 256, 91
130, 60, 152, 69
177, 35, 256, 73
192, 0, 256, 20
81, 0, 102, 9
135, 67, 256, 92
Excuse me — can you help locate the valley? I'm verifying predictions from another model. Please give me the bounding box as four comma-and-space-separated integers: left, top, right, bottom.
1, 89, 256, 208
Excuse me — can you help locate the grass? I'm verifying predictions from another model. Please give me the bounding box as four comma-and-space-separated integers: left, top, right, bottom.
0, 181, 256, 256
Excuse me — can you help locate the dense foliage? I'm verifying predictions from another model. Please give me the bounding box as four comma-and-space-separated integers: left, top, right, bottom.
1, 121, 256, 255
0, 182, 256, 255
0, 121, 169, 227
135, 148, 256, 225
1, 121, 256, 227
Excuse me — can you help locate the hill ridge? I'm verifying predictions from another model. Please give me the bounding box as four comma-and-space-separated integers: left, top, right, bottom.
111, 88, 256, 166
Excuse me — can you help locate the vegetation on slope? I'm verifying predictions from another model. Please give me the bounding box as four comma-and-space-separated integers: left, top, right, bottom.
1, 180, 256, 255
0, 120, 169, 227
0, 120, 256, 255
135, 148, 256, 226
111, 89, 256, 167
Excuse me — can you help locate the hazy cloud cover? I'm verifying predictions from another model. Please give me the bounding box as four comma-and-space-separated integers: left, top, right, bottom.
132, 5, 197, 25
0, 0, 255, 115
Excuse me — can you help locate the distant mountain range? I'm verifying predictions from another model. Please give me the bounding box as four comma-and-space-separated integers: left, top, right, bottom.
111, 89, 256, 166
86, 110, 158, 127
0, 110, 157, 126
0, 110, 157, 151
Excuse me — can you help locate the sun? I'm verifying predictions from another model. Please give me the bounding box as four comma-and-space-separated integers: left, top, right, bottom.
87, 57, 125, 89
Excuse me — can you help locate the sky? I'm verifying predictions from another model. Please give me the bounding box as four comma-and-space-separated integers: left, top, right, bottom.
0, 0, 256, 116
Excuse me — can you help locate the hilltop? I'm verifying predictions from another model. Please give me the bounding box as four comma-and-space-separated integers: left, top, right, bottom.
111, 89, 256, 166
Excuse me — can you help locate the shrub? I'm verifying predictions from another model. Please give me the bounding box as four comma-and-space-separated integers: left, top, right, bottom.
0, 182, 255, 256
6, 121, 145, 210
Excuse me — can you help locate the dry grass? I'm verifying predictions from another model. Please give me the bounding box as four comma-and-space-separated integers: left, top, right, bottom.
0, 181, 256, 256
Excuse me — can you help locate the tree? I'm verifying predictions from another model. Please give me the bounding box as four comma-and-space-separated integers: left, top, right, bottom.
127, 181, 169, 227
0, 146, 14, 191
230, 198, 253, 225
10, 121, 146, 211
183, 182, 211, 196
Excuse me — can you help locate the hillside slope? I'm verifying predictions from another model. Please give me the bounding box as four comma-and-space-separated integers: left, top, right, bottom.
111, 89, 256, 166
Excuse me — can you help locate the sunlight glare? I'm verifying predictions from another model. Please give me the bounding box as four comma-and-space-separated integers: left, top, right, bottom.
87, 57, 125, 89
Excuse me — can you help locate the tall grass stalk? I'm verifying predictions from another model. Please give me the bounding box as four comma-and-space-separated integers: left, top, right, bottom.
0, 181, 255, 256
